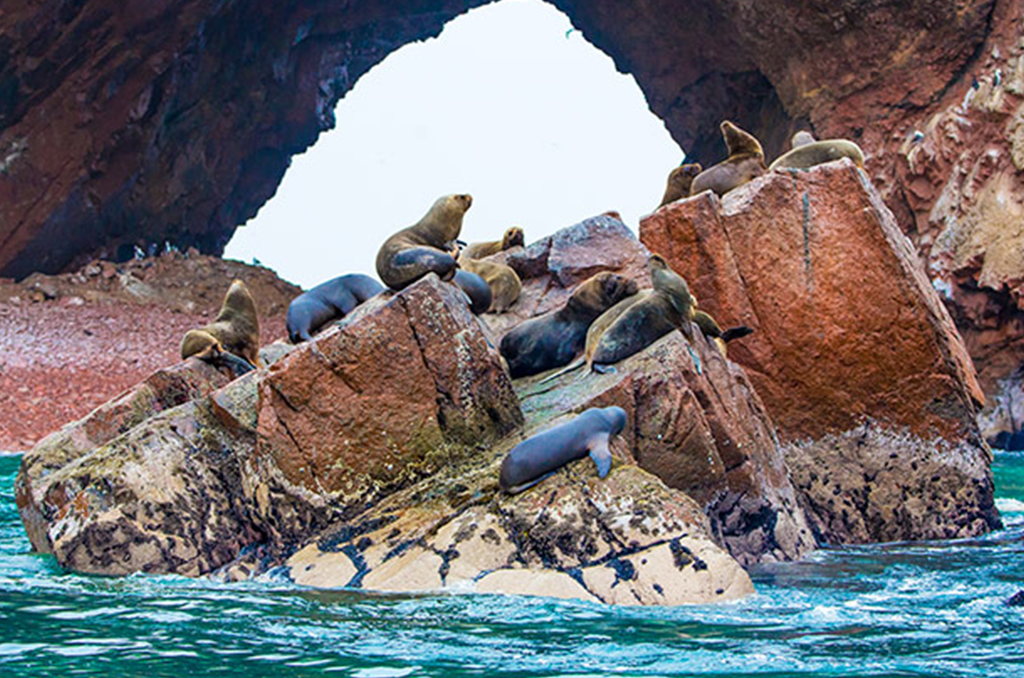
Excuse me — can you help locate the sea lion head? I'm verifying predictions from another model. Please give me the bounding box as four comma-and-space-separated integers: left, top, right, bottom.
181, 329, 220, 361
649, 254, 694, 319
791, 131, 816, 148
425, 193, 473, 244
502, 227, 525, 249
220, 279, 258, 321
720, 121, 764, 160
667, 163, 703, 193
596, 271, 639, 308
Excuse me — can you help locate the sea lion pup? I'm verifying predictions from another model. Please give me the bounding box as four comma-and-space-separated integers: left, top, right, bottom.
658, 163, 703, 207
286, 274, 384, 343
693, 309, 753, 356
460, 226, 525, 260
768, 131, 866, 171
181, 279, 261, 377
689, 121, 766, 197
459, 257, 522, 313
499, 271, 638, 378
589, 254, 696, 369
499, 406, 628, 494
452, 269, 493, 315
376, 193, 472, 290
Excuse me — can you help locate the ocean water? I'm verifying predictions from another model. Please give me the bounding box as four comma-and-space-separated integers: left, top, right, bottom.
1, 452, 1021, 677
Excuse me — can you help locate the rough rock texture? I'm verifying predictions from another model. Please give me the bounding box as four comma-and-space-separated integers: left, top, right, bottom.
286, 461, 753, 606
252, 274, 523, 543
516, 332, 814, 567
642, 160, 1001, 543
14, 271, 752, 605
0, 251, 300, 450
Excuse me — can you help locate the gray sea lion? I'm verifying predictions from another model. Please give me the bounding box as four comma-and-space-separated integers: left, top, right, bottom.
376, 194, 472, 291
499, 272, 638, 378
693, 309, 753, 356
459, 257, 522, 312
659, 163, 703, 207
181, 279, 261, 377
287, 274, 384, 343
452, 269, 493, 315
499, 406, 628, 494
461, 227, 525, 260
589, 254, 695, 368
689, 121, 766, 197
768, 132, 865, 171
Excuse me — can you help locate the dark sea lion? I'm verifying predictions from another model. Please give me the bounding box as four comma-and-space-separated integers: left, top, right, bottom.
286, 274, 384, 343
589, 254, 696, 368
499, 272, 638, 378
461, 227, 525, 260
689, 121, 766, 197
181, 279, 261, 377
658, 163, 703, 207
499, 406, 628, 494
459, 257, 522, 313
693, 309, 753, 356
768, 131, 865, 171
376, 194, 472, 291
452, 269, 493, 315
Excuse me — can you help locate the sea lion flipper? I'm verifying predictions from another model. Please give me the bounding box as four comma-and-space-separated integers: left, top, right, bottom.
592, 364, 616, 375
588, 437, 613, 479
537, 358, 586, 384
721, 326, 754, 342
214, 350, 256, 378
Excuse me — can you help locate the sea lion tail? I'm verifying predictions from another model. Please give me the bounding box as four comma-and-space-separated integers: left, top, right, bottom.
537, 358, 586, 384
721, 326, 754, 342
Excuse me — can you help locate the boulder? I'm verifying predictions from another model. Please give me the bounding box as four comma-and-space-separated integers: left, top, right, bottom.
641, 159, 1001, 543
520, 331, 814, 566
286, 434, 753, 606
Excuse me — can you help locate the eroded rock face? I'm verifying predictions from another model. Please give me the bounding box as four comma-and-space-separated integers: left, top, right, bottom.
287, 462, 753, 606
251, 274, 523, 542
641, 160, 1001, 543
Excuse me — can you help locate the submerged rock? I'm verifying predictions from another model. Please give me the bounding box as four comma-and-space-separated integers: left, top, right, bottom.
641, 159, 1001, 544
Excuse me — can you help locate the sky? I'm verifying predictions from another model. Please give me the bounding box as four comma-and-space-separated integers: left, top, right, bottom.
223, 0, 683, 289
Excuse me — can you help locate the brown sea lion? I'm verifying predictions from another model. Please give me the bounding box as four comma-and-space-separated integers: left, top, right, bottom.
500, 406, 628, 494
181, 279, 261, 377
461, 227, 525, 260
768, 132, 865, 171
658, 163, 703, 207
452, 269, 493, 315
459, 257, 522, 313
376, 194, 472, 291
499, 272, 639, 378
287, 274, 384, 343
693, 309, 753, 356
589, 254, 696, 368
689, 121, 766, 197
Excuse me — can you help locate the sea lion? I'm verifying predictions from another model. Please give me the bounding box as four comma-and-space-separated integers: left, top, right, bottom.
589, 254, 696, 368
499, 406, 628, 494
689, 121, 766, 197
376, 194, 472, 290
461, 227, 525, 260
452, 269, 493, 315
693, 309, 753, 356
658, 163, 703, 207
499, 272, 638, 378
768, 132, 865, 171
460, 257, 522, 313
181, 279, 261, 377
287, 274, 384, 343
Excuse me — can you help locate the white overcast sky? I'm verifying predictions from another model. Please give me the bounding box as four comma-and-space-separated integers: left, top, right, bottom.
224, 0, 683, 289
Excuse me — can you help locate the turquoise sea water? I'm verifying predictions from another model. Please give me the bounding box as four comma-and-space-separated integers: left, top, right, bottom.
1, 452, 1022, 678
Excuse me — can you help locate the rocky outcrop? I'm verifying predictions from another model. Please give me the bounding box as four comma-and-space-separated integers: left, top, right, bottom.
15, 271, 752, 604
4, 0, 1024, 435
0, 251, 300, 451
642, 160, 1001, 544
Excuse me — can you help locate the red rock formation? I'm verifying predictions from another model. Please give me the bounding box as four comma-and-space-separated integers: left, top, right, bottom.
3, 0, 1024, 435
0, 251, 299, 450
642, 160, 1001, 543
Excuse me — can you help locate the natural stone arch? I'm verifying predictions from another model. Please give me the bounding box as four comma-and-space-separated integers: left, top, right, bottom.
0, 0, 997, 278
